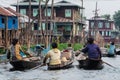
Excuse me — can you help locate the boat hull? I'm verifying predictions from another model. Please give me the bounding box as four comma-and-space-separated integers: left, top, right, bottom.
78, 59, 104, 70
10, 60, 41, 71
48, 60, 73, 70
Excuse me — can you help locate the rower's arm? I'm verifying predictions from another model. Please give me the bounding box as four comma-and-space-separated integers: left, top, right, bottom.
81, 46, 88, 54
43, 53, 50, 64
97, 47, 102, 58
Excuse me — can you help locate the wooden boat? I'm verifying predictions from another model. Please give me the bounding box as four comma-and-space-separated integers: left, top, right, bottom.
10, 59, 41, 71
78, 59, 103, 70
116, 50, 120, 55
107, 54, 116, 57
48, 60, 73, 70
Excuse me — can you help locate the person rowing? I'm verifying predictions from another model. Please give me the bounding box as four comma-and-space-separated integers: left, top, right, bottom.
43, 42, 73, 70
79, 37, 103, 70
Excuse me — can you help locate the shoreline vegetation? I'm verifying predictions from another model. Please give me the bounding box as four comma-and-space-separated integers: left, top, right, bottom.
0, 43, 119, 54
0, 43, 83, 54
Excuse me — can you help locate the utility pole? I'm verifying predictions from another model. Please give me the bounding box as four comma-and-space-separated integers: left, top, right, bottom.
95, 2, 98, 17
93, 2, 99, 38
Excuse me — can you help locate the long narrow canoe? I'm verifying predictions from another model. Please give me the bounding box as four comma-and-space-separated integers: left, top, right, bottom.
48, 60, 73, 70
78, 59, 104, 70
10, 60, 41, 71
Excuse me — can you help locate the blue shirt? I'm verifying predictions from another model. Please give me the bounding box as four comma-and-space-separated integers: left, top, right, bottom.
82, 44, 101, 59
108, 45, 115, 55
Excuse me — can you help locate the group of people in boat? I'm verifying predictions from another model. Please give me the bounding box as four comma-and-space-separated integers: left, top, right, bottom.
7, 37, 118, 70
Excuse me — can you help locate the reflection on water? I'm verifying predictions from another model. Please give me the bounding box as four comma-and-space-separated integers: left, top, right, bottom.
0, 54, 7, 61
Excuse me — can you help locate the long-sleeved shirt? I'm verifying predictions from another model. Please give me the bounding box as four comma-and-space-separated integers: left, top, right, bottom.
108, 45, 116, 55
45, 48, 61, 65
81, 43, 101, 59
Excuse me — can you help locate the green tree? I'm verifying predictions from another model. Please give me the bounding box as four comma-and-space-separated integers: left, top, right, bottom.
101, 14, 111, 20
113, 10, 120, 30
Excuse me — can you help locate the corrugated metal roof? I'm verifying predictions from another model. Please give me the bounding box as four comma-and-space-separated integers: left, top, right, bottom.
3, 7, 32, 22
5, 7, 21, 17
88, 16, 114, 21
12, 0, 83, 8
12, 1, 45, 6
54, 1, 82, 8
0, 7, 16, 16
55, 17, 73, 22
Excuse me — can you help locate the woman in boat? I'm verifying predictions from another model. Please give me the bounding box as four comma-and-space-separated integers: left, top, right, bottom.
9, 38, 32, 61
107, 42, 116, 57
80, 37, 103, 70
66, 43, 73, 51
43, 42, 61, 66
61, 43, 74, 60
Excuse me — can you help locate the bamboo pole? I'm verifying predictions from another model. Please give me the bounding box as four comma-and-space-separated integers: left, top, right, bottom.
27, 0, 32, 49
44, 0, 49, 48
49, 0, 54, 44
5, 16, 8, 49
38, 0, 46, 45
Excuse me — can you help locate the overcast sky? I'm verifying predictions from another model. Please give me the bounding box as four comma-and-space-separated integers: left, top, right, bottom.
49, 0, 120, 19
1, 0, 120, 19
83, 0, 120, 19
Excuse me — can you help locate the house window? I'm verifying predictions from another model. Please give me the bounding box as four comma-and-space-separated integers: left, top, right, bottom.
21, 23, 24, 28
36, 0, 39, 2
42, 23, 46, 30
105, 31, 109, 36
102, 31, 104, 36
33, 9, 38, 17
45, 8, 51, 17
98, 22, 103, 28
91, 22, 94, 28
13, 19, 15, 24
109, 31, 111, 36
65, 25, 71, 31
99, 31, 102, 35
20, 9, 26, 15
65, 9, 71, 17
91, 31, 94, 36
32, 26, 34, 31
105, 22, 110, 28
1, 18, 5, 24
34, 23, 38, 30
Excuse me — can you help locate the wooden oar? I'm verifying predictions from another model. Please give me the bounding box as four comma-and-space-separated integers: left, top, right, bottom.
31, 64, 45, 70
0, 59, 9, 64
25, 63, 46, 72
102, 61, 116, 68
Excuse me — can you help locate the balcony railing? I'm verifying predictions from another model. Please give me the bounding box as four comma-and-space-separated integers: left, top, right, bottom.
33, 30, 64, 36
53, 31, 63, 36
33, 30, 53, 35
